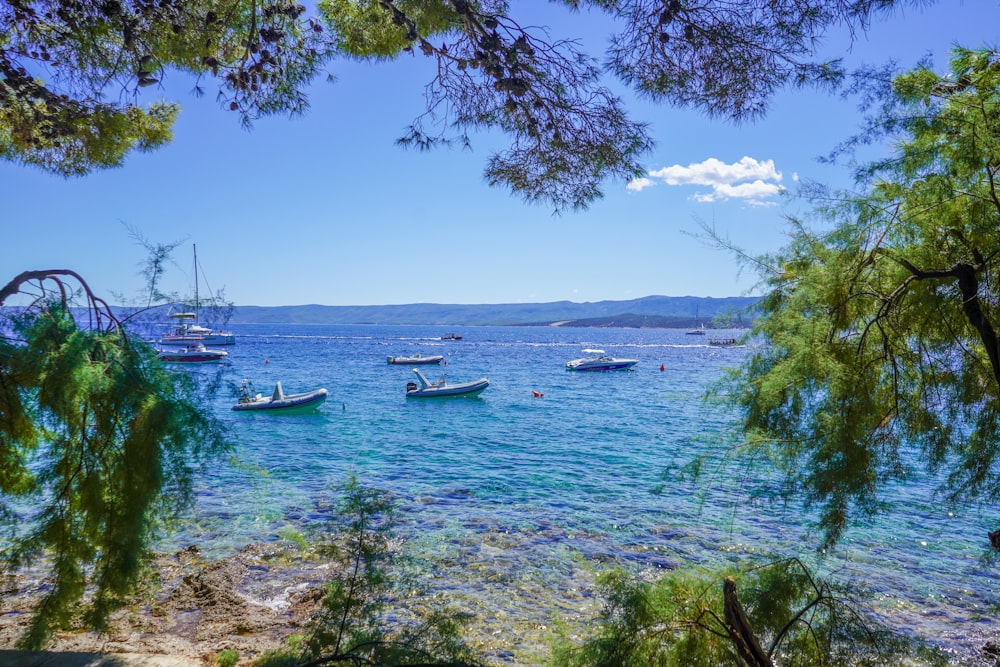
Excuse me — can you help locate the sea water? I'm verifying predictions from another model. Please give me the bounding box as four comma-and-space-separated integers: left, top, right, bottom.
166, 324, 998, 663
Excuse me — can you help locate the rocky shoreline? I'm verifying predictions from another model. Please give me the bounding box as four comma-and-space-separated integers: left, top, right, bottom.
1, 535, 600, 666
1, 544, 320, 665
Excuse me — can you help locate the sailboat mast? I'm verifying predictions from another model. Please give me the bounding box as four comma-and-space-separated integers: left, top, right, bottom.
193, 244, 199, 323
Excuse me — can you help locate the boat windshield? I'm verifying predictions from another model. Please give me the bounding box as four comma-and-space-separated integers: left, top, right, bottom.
412, 368, 431, 387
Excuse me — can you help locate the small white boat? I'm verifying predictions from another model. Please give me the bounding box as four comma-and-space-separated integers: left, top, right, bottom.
565, 349, 638, 371
157, 343, 228, 364
232, 379, 328, 413
387, 353, 445, 365
405, 368, 489, 398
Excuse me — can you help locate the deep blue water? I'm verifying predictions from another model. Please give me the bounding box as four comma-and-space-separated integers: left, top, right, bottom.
166, 324, 997, 663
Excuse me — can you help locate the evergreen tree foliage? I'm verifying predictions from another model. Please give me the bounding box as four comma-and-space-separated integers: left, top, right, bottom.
254, 476, 483, 667
718, 47, 1000, 547
0, 269, 229, 648
0, 0, 937, 209
124, 225, 186, 309
551, 558, 938, 667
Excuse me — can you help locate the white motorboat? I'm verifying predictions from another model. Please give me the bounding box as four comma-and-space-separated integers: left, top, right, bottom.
387, 353, 445, 365
405, 368, 489, 398
157, 343, 229, 364
232, 379, 328, 413
565, 349, 638, 371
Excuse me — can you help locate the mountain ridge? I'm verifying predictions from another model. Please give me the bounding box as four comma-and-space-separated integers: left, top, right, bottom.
222, 295, 760, 327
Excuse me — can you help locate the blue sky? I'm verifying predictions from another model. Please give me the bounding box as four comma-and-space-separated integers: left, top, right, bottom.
2, 2, 997, 307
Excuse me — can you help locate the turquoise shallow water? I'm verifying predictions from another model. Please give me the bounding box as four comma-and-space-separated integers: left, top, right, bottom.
164, 324, 997, 663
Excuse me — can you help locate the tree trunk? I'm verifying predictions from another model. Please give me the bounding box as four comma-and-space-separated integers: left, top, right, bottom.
724, 577, 773, 667
953, 263, 1000, 390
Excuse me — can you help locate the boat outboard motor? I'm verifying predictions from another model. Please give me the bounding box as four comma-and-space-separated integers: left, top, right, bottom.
406, 381, 418, 393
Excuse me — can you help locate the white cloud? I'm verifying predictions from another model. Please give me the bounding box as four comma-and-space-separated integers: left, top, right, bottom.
626, 176, 654, 192
635, 156, 785, 203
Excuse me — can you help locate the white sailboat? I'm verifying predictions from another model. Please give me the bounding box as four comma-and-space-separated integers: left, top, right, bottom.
686, 305, 706, 335
159, 245, 235, 346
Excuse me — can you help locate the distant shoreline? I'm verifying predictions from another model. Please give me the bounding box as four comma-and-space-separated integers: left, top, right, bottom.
218, 296, 760, 328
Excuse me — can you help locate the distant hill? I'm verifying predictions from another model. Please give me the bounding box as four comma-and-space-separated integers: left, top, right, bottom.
224, 295, 760, 328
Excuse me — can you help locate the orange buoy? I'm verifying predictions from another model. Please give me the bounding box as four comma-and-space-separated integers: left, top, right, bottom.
660, 364, 665, 371
265, 359, 270, 364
